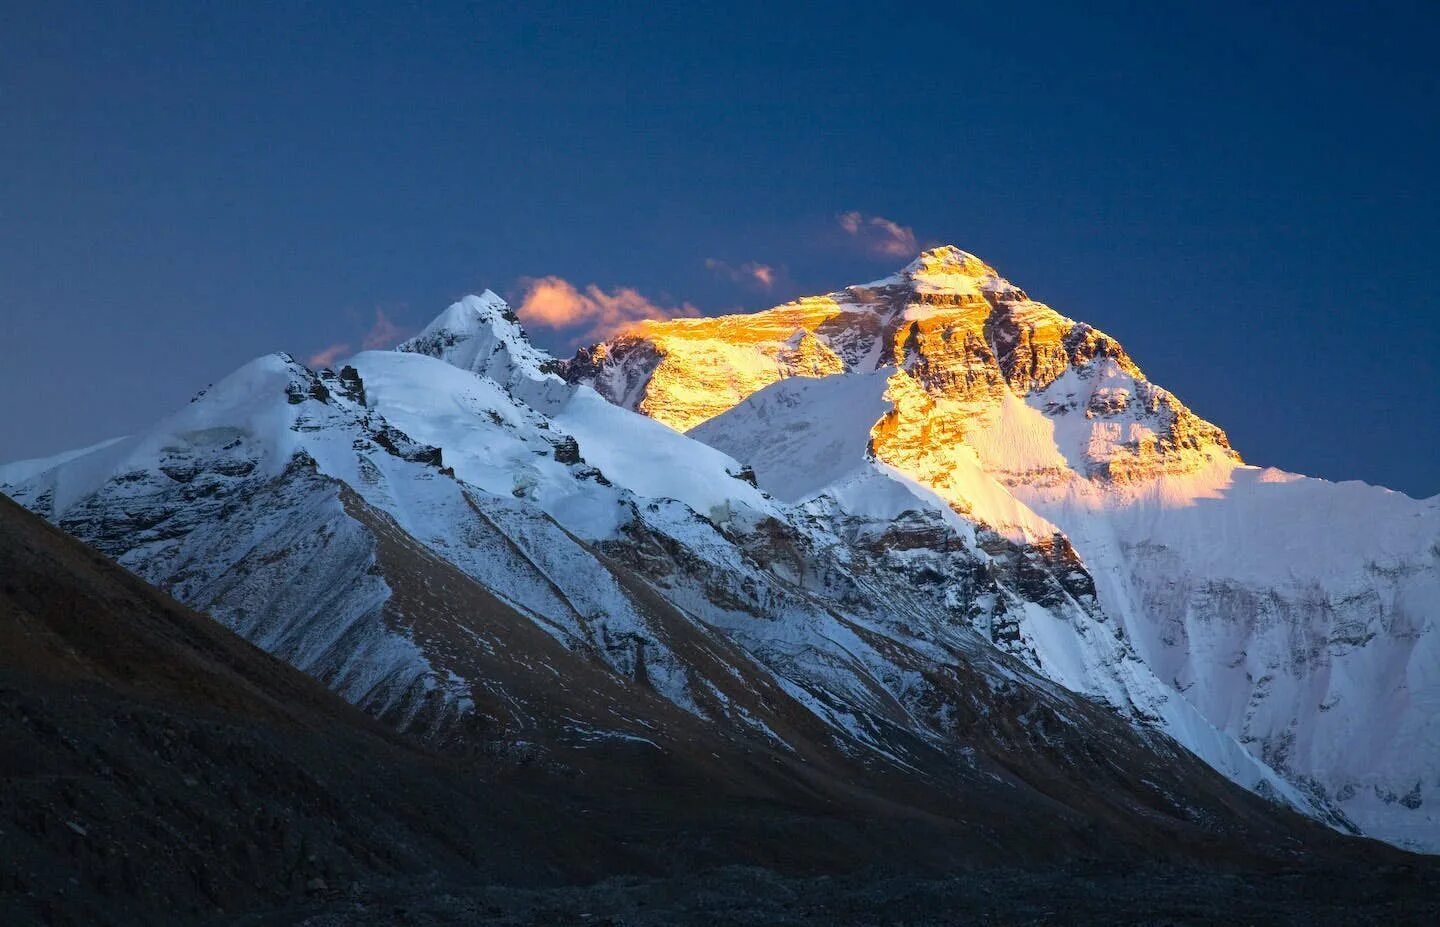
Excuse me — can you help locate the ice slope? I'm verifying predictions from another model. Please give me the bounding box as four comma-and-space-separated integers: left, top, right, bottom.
1010, 459, 1440, 850
689, 371, 893, 503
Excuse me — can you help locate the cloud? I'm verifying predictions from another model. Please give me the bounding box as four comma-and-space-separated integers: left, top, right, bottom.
704, 258, 777, 289
305, 307, 411, 369
517, 276, 700, 342
838, 211, 918, 258
307, 343, 351, 368
361, 309, 406, 350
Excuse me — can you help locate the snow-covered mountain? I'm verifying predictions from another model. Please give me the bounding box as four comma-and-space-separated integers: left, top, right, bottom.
4, 283, 1358, 860
4, 252, 1433, 855
565, 246, 1440, 852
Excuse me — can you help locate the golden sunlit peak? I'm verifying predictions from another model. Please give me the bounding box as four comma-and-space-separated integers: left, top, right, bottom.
902, 245, 994, 278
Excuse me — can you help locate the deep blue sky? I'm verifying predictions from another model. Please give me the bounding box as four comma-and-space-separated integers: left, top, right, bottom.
3, 2, 1437, 496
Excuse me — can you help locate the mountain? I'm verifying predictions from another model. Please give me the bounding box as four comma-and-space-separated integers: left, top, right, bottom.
565, 245, 1440, 852
0, 287, 1304, 818
6, 264, 1440, 919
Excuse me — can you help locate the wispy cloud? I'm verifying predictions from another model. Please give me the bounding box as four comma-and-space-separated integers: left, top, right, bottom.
838, 210, 918, 258
361, 309, 406, 350
306, 343, 351, 368
517, 276, 700, 343
704, 258, 777, 290
305, 307, 411, 369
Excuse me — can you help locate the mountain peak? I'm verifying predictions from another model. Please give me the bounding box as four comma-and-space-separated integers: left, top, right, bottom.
863, 245, 1007, 296
902, 245, 993, 277
418, 290, 517, 333
399, 291, 558, 388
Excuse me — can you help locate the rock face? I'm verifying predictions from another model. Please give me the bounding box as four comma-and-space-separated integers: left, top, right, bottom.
573, 246, 1440, 852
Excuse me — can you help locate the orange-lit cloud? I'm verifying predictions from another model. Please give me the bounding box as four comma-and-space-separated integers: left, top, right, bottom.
307, 343, 351, 368
306, 308, 410, 368
361, 309, 407, 350
705, 258, 777, 289
517, 276, 700, 341
838, 211, 918, 258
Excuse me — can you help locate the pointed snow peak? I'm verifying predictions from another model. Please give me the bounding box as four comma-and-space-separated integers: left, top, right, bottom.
900, 245, 1008, 293
399, 292, 559, 389
862, 245, 1012, 297
902, 245, 994, 278
409, 290, 517, 342
447, 290, 517, 328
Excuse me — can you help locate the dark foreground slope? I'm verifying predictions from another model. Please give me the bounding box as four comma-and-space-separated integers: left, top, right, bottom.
1, 493, 1436, 926
0, 490, 553, 924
